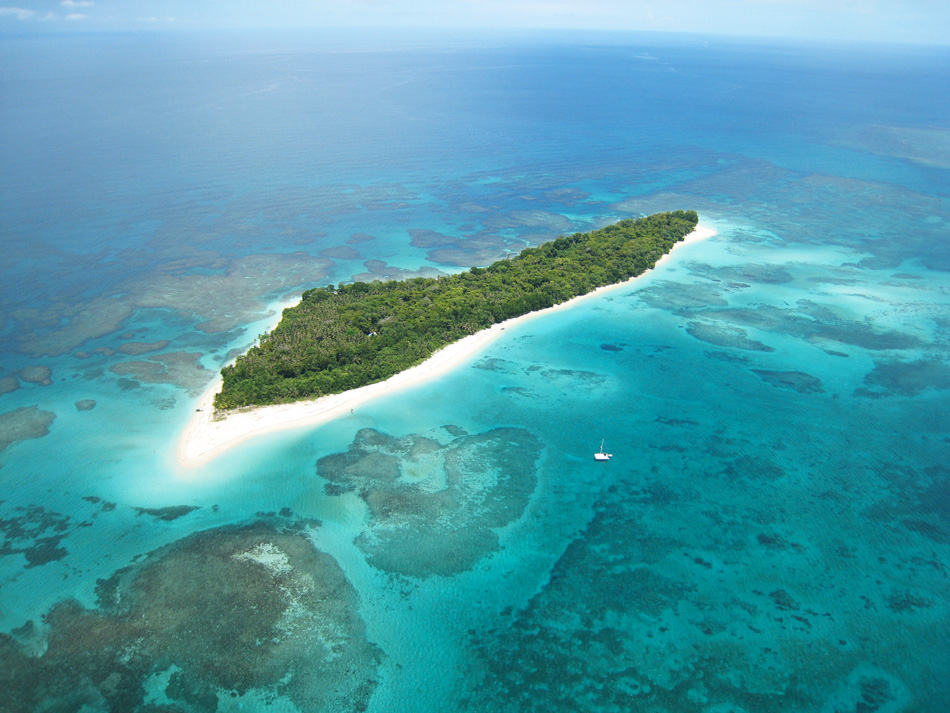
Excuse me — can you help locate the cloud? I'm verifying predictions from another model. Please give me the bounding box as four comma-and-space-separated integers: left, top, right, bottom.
0, 7, 36, 20
139, 16, 176, 23
65, 13, 88, 20
61, 0, 94, 6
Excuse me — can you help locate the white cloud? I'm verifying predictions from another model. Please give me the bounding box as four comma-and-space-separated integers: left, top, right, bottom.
139, 16, 176, 23
0, 7, 36, 20
61, 0, 94, 6
65, 12, 88, 20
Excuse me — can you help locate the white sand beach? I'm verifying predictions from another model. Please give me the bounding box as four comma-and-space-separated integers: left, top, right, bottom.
176, 223, 716, 467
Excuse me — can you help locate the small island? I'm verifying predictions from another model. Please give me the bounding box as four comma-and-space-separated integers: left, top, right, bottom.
215, 210, 698, 410
178, 212, 712, 466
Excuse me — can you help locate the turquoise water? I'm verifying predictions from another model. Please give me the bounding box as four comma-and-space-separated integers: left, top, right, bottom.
1, 29, 948, 712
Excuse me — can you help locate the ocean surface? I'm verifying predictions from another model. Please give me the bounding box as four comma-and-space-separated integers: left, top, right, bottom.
1, 28, 948, 712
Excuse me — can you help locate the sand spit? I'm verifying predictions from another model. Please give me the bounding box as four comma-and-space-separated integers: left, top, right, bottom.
176, 224, 716, 467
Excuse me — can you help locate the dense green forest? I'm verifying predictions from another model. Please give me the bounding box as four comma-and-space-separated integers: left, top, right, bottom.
215, 210, 698, 409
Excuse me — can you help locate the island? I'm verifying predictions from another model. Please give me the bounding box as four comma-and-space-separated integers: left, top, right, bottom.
215, 210, 699, 409
178, 211, 713, 467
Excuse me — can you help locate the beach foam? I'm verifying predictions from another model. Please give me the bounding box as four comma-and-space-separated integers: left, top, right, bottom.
176, 224, 716, 468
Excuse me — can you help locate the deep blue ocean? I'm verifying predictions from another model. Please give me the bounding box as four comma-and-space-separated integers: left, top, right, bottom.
1, 28, 948, 712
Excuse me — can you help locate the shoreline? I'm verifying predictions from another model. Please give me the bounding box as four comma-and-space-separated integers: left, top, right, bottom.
176, 223, 716, 468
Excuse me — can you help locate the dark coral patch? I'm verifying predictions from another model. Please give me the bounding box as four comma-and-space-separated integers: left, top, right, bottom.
407, 225, 523, 267
133, 505, 200, 522
318, 426, 541, 577
704, 350, 750, 364
885, 590, 934, 613
457, 479, 706, 710
0, 406, 56, 454
902, 519, 948, 543
721, 455, 786, 482
655, 416, 699, 427
0, 505, 72, 568
117, 340, 170, 356
540, 368, 606, 387
856, 358, 950, 398
702, 303, 922, 351
687, 261, 794, 285
769, 589, 800, 611
408, 228, 456, 248
919, 466, 950, 521
506, 209, 574, 232
501, 386, 537, 398
638, 281, 730, 311
686, 321, 774, 352
0, 375, 20, 396
318, 245, 361, 260
17, 365, 53, 386
752, 369, 825, 394
21, 252, 333, 357
823, 665, 911, 713
472, 357, 519, 373
109, 352, 211, 396
22, 536, 68, 567
0, 522, 381, 712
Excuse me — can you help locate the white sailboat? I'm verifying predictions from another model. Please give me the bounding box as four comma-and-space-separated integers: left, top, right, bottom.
594, 439, 612, 461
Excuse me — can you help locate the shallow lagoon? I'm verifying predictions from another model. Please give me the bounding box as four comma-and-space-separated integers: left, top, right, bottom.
0, 30, 948, 712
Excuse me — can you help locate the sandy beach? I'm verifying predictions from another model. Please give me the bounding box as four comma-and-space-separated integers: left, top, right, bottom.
176, 223, 716, 467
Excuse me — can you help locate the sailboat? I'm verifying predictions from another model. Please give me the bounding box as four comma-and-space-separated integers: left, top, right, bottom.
594, 439, 613, 461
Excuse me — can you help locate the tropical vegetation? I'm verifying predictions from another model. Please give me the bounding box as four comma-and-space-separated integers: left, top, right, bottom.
214, 210, 698, 409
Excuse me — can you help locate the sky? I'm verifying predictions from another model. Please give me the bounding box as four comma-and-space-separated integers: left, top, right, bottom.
0, 0, 948, 45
